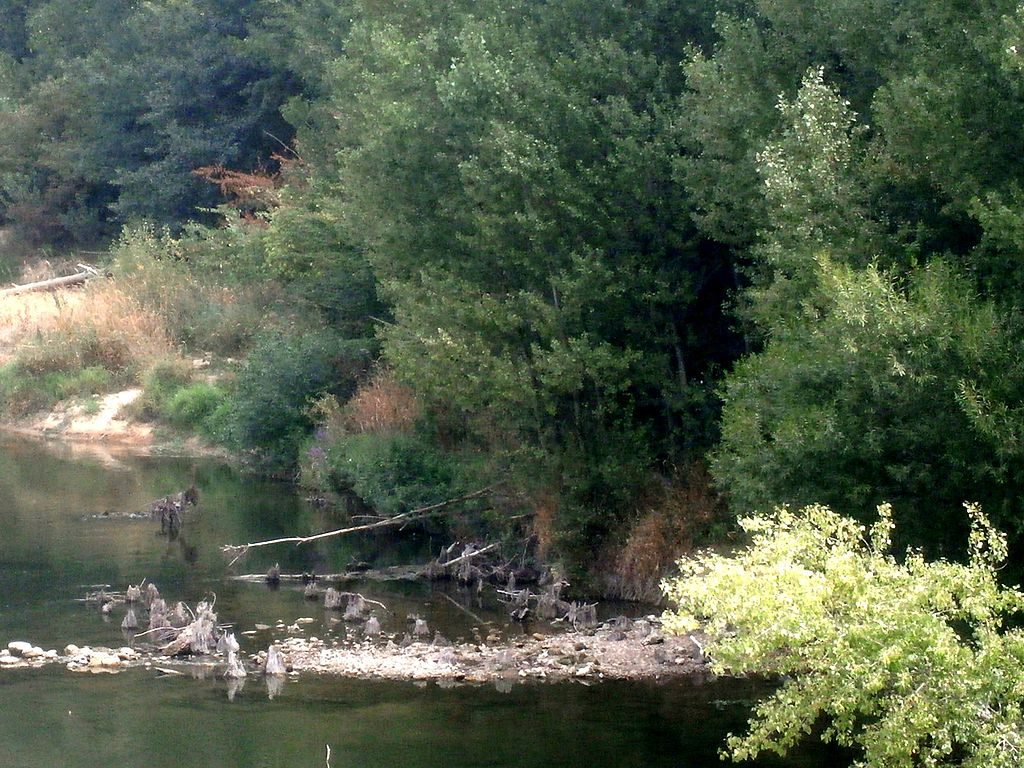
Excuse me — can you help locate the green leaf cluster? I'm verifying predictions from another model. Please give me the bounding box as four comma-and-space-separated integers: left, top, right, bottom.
664, 503, 1024, 767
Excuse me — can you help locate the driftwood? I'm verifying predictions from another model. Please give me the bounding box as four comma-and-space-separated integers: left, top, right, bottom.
149, 485, 199, 536
0, 265, 101, 298
221, 487, 496, 565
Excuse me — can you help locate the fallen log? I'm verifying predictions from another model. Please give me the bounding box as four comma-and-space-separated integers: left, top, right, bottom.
0, 265, 101, 298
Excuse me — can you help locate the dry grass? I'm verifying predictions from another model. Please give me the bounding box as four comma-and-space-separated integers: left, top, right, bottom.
342, 369, 421, 435
606, 462, 724, 602
0, 290, 70, 357
531, 491, 560, 559
0, 278, 175, 372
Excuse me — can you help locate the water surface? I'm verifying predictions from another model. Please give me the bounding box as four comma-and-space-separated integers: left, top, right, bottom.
0, 436, 839, 768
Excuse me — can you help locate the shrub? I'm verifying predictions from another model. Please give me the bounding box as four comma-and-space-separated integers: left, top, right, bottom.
323, 432, 463, 516
608, 462, 724, 601
110, 226, 266, 356
224, 328, 374, 469
164, 381, 228, 435
132, 356, 194, 421
663, 502, 1024, 768
342, 369, 421, 435
58, 366, 113, 399
0, 362, 114, 416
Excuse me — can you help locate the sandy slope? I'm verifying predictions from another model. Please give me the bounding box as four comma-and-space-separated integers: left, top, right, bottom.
5, 388, 154, 447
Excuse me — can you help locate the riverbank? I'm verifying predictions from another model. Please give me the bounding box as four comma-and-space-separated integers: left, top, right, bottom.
252, 613, 704, 683
0, 388, 230, 460
0, 614, 705, 685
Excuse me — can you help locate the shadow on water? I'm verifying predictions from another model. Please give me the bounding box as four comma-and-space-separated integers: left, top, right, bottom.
0, 436, 844, 768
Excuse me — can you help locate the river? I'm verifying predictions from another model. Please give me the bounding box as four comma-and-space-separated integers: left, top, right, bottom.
0, 436, 840, 767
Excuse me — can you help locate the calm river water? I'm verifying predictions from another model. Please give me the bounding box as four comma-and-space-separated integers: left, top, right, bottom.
0, 436, 839, 768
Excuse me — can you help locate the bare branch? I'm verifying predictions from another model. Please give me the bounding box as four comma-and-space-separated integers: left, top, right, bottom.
440, 591, 486, 625
221, 486, 496, 562
435, 542, 499, 569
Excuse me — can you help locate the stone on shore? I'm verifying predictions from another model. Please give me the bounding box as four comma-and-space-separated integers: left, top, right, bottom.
7, 641, 33, 656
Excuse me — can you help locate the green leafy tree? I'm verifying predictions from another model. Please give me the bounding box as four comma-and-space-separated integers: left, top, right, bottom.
0, 0, 299, 244
663, 502, 1024, 768
296, 0, 738, 565
712, 257, 1024, 550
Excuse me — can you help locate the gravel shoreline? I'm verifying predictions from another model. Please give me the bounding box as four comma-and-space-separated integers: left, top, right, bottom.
248, 615, 706, 684
0, 616, 706, 686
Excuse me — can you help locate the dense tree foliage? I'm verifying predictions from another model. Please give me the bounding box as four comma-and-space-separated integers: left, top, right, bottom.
4, 2, 1019, 762
691, 1, 1024, 557
0, 0, 298, 245
4, 0, 1024, 580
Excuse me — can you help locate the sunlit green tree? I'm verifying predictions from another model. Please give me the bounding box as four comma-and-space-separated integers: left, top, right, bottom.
663, 502, 1024, 768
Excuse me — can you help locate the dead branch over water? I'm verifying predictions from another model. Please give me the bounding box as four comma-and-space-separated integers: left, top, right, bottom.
231, 543, 500, 585
220, 486, 497, 565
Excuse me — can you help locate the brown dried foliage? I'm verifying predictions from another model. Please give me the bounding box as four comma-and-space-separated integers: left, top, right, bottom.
342, 370, 421, 435
610, 462, 724, 601
192, 165, 280, 210
530, 492, 559, 560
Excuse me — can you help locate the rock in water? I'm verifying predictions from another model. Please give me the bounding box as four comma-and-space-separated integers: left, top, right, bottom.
189, 602, 218, 654
343, 594, 368, 622
264, 645, 287, 676
303, 582, 320, 600
121, 608, 138, 631
266, 563, 281, 586
168, 602, 189, 628
149, 610, 170, 631
224, 650, 247, 679
364, 616, 381, 638
323, 588, 343, 610
413, 618, 429, 639
217, 632, 240, 656
432, 631, 452, 648
7, 641, 32, 657
145, 583, 161, 607
125, 584, 142, 604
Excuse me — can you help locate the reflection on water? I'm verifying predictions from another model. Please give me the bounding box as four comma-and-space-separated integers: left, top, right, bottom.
0, 436, 839, 768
